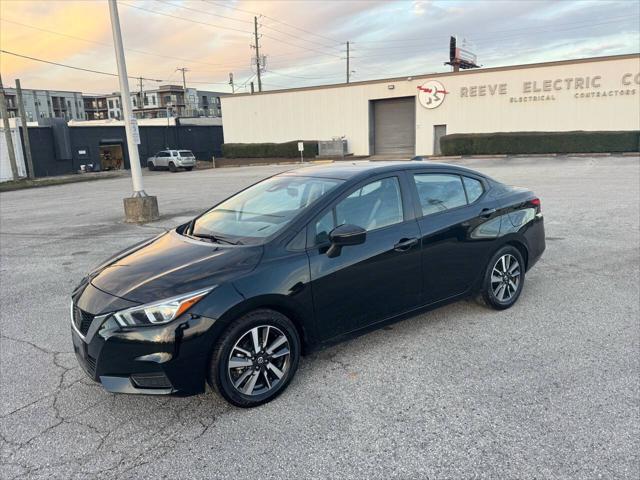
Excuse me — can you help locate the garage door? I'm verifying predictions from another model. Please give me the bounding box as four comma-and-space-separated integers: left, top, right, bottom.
372, 97, 415, 156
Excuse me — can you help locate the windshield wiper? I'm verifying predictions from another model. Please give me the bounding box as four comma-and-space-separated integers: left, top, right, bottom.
192, 232, 242, 245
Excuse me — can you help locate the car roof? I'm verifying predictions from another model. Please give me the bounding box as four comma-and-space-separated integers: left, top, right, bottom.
279, 161, 488, 181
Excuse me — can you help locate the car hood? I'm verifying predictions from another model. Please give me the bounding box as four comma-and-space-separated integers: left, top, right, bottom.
90, 229, 263, 304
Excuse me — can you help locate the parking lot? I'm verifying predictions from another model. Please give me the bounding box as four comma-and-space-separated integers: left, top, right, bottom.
1, 156, 638, 479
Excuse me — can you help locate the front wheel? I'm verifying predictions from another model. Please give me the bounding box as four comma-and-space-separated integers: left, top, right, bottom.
147, 161, 155, 171
208, 309, 300, 408
481, 245, 525, 310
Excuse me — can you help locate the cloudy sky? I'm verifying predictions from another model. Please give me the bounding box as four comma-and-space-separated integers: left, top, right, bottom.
1, 0, 638, 95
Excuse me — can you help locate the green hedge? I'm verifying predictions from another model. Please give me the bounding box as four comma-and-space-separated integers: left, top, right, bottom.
222, 141, 319, 158
440, 131, 640, 156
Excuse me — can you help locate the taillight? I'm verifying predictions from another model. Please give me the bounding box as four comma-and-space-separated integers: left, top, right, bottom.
530, 197, 541, 211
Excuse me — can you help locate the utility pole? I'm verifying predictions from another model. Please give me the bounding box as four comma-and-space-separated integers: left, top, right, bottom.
176, 67, 188, 91
253, 16, 262, 92
15, 79, 34, 178
229, 73, 235, 94
250, 82, 255, 94
346, 41, 350, 84
108, 0, 158, 221
137, 76, 143, 115
176, 67, 189, 114
0, 74, 19, 181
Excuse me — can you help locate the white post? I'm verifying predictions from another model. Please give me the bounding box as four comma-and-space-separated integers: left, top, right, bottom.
108, 0, 146, 197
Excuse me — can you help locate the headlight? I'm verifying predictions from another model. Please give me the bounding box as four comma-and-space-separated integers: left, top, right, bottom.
113, 287, 215, 326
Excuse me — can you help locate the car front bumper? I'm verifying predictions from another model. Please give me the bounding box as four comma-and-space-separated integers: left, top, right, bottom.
71, 299, 217, 396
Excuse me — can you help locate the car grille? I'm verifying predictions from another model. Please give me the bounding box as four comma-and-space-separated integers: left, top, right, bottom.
73, 306, 95, 336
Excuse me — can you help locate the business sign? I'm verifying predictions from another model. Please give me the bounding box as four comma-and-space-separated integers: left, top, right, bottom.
417, 80, 448, 109
457, 72, 639, 104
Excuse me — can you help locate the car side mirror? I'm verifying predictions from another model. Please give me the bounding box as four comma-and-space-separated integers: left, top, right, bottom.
326, 224, 366, 258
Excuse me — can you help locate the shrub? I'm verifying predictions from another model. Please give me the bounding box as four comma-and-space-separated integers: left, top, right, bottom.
440, 131, 640, 156
222, 141, 319, 158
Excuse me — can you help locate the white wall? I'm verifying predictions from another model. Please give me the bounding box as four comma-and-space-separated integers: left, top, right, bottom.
0, 119, 28, 182
222, 55, 640, 156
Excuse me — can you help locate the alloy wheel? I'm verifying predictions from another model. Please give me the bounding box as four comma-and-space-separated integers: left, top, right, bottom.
491, 253, 521, 302
227, 325, 291, 396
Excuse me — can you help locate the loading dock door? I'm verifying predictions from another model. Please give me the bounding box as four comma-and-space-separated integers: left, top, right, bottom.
372, 97, 415, 156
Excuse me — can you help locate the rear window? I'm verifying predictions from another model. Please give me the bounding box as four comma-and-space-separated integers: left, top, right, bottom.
178, 150, 194, 157
413, 174, 467, 216
463, 176, 484, 203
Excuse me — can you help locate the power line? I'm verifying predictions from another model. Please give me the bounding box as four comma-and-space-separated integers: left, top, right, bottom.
160, 0, 341, 51
0, 17, 253, 70
352, 14, 638, 46
348, 16, 639, 59
119, 2, 252, 35
119, 2, 344, 59
203, 0, 341, 44
265, 70, 346, 80
0, 49, 165, 82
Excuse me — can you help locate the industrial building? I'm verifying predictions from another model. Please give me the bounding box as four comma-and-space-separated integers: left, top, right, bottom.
221, 54, 640, 156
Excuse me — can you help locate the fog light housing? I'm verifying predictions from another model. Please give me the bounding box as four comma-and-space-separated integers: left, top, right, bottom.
130, 372, 172, 389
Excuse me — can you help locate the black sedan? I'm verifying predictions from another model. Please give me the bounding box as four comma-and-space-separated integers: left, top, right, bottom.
71, 162, 545, 407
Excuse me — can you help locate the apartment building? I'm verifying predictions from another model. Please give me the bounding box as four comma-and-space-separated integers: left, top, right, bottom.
0, 88, 85, 121
100, 85, 226, 120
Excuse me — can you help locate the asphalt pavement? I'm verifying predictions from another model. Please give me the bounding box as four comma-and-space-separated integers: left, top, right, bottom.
1, 156, 638, 479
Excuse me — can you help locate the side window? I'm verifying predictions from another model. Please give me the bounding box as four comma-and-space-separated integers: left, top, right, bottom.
413, 174, 466, 216
463, 176, 484, 203
314, 210, 335, 245
312, 177, 403, 245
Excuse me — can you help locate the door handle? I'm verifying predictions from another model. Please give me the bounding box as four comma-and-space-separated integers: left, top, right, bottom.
480, 208, 496, 218
394, 237, 419, 252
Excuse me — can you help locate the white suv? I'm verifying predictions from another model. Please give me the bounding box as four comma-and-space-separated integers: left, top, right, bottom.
147, 150, 196, 172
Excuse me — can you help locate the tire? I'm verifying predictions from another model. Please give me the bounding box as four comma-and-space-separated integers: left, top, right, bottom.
169, 162, 177, 172
481, 245, 525, 310
147, 161, 155, 171
208, 309, 300, 408
185, 167, 193, 171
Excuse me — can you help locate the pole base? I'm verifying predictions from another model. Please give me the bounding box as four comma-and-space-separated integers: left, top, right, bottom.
123, 196, 159, 223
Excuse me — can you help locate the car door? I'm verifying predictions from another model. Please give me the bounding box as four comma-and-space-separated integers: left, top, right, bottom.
307, 173, 422, 341
410, 171, 492, 305
154, 151, 166, 167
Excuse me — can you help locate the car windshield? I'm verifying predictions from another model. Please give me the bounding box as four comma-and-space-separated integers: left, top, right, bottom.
190, 175, 343, 244
178, 150, 194, 157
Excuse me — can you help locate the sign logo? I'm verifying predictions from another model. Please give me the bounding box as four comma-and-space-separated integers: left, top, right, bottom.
418, 80, 448, 109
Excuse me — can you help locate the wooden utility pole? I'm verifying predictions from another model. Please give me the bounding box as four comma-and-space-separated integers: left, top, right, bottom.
254, 17, 262, 92
137, 76, 144, 114
346, 41, 350, 84
0, 74, 19, 180
15, 79, 34, 178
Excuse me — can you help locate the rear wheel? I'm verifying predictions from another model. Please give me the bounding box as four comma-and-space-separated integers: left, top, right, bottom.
147, 161, 155, 171
168, 162, 177, 172
185, 166, 193, 171
208, 309, 300, 408
481, 246, 525, 310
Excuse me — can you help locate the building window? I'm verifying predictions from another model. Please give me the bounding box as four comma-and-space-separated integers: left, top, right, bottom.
144, 95, 148, 106
133, 97, 137, 106
108, 100, 114, 108
152, 96, 156, 105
